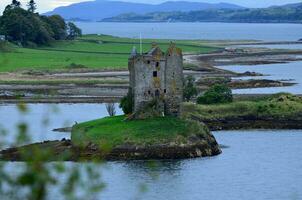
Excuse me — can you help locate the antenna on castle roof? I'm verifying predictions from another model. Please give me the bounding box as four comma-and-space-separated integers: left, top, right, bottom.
140, 33, 142, 55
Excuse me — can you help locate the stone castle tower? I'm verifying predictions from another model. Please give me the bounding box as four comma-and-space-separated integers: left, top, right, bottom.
128, 43, 184, 116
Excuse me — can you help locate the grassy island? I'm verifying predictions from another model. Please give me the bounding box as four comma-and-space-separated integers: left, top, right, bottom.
71, 115, 221, 160
72, 115, 209, 147
0, 116, 221, 161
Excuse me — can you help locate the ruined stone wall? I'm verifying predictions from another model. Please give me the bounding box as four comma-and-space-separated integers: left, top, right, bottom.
132, 54, 166, 113
165, 46, 184, 116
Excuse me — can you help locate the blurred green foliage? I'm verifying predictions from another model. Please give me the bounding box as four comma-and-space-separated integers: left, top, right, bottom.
0, 103, 105, 200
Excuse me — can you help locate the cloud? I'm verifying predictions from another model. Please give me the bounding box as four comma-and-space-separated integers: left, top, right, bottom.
0, 0, 87, 13
49, 0, 85, 8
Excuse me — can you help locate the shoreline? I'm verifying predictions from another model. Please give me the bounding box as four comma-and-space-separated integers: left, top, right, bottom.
98, 20, 302, 24
1, 46, 302, 102
0, 138, 221, 162
2, 94, 302, 104
0, 124, 222, 161
201, 118, 302, 131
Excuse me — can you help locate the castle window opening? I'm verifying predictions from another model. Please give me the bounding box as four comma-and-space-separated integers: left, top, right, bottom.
147, 60, 151, 64
156, 62, 159, 67
153, 71, 158, 77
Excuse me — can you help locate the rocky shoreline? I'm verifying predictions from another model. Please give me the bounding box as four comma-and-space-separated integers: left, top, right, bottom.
191, 49, 302, 67
0, 134, 221, 161
197, 77, 296, 91
202, 117, 302, 131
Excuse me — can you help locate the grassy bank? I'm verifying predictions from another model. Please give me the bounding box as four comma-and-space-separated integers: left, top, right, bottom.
0, 34, 219, 72
183, 94, 302, 130
71, 115, 210, 148
184, 94, 302, 120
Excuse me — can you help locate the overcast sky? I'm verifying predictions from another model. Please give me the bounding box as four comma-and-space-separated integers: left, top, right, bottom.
1, 0, 301, 13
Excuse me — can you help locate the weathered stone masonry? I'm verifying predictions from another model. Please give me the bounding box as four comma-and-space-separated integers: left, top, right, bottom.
128, 43, 184, 116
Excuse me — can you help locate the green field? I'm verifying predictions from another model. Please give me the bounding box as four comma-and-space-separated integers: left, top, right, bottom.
0, 34, 220, 72
71, 115, 210, 148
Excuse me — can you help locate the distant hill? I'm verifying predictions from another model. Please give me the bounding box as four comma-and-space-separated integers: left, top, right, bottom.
44, 0, 244, 21
103, 2, 302, 23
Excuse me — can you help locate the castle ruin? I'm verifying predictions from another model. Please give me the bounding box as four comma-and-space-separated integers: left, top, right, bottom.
128, 43, 184, 116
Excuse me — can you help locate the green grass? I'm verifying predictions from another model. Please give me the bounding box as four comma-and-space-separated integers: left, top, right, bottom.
0, 34, 220, 72
71, 115, 210, 148
183, 94, 302, 120
0, 79, 128, 85
0, 48, 128, 72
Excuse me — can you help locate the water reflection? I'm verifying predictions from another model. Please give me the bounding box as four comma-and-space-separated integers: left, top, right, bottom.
122, 160, 183, 175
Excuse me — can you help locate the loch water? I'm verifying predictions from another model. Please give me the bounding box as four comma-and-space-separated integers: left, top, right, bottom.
76, 22, 302, 41
1, 104, 302, 200
0, 103, 123, 146
96, 130, 302, 200
217, 61, 302, 94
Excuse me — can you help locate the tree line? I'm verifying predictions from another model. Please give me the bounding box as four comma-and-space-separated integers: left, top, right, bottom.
104, 4, 302, 23
0, 0, 82, 46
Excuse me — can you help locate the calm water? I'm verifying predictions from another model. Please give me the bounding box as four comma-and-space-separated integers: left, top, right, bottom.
235, 44, 302, 50
0, 103, 123, 146
217, 61, 302, 94
1, 104, 302, 200
94, 130, 302, 200
75, 22, 302, 41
